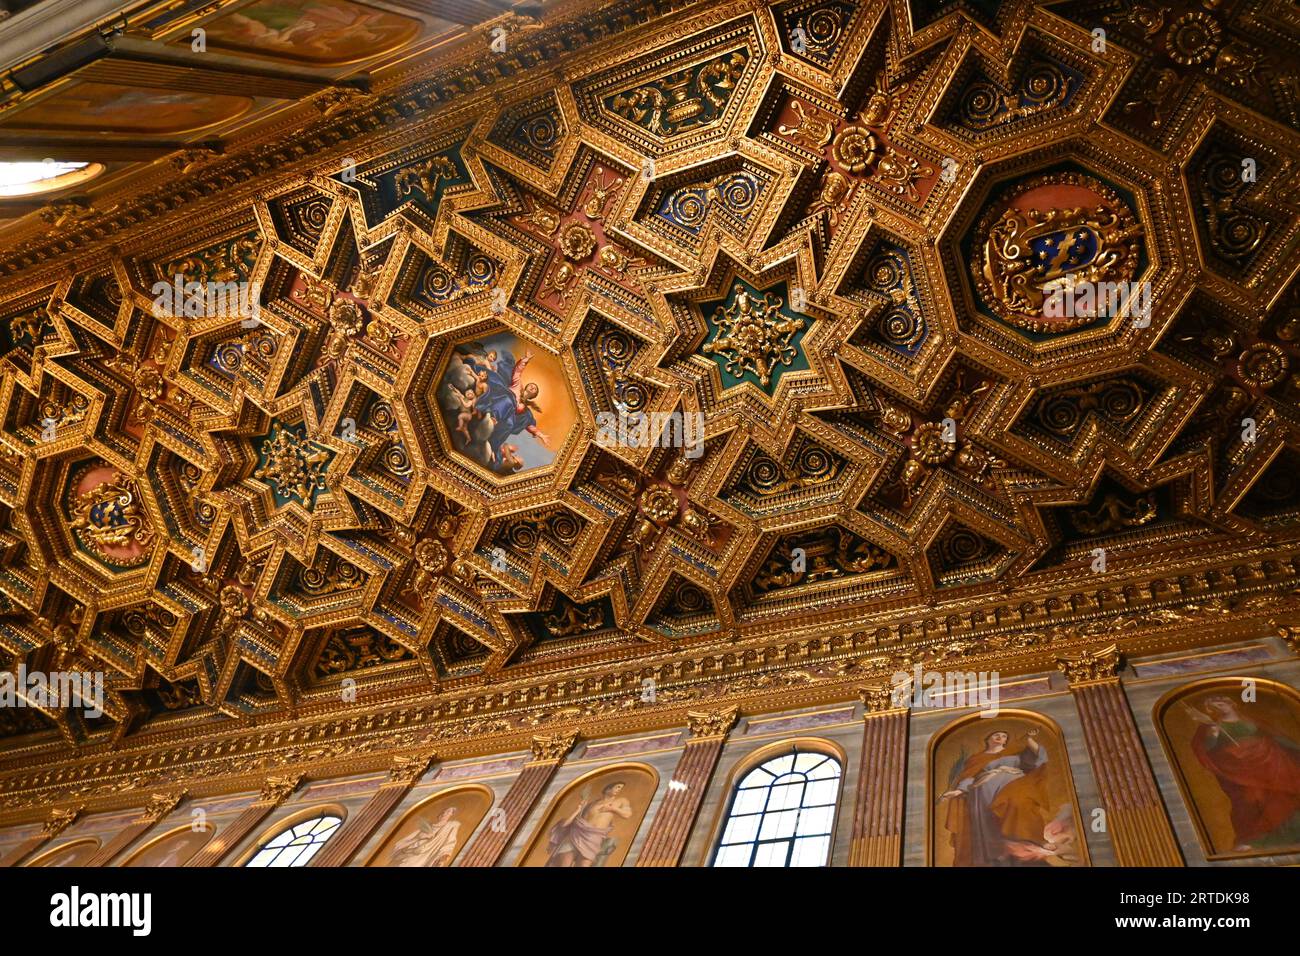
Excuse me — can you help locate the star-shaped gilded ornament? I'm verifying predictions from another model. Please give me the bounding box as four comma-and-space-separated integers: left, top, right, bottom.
650, 234, 852, 448
210, 395, 365, 566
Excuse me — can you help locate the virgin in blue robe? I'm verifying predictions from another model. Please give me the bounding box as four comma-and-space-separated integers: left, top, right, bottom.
474, 352, 536, 466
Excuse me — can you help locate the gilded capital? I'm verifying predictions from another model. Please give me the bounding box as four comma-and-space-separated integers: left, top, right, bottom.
531, 731, 579, 762
389, 751, 437, 785
859, 682, 908, 714
42, 806, 80, 837
142, 791, 186, 822
258, 773, 303, 805
1280, 625, 1300, 656
686, 705, 739, 738
1056, 643, 1122, 685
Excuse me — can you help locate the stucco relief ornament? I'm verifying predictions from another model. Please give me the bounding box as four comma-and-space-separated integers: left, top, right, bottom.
632, 484, 679, 551
778, 100, 834, 149
216, 585, 250, 636
542, 602, 604, 637
831, 125, 880, 174
406, 538, 472, 603
255, 426, 331, 505
702, 284, 804, 387
911, 421, 955, 465
873, 146, 931, 201
972, 173, 1143, 333
811, 171, 850, 224
394, 155, 458, 200
68, 471, 155, 564
558, 222, 597, 260
583, 167, 623, 220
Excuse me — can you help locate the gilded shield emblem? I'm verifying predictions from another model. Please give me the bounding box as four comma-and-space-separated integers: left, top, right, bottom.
972, 173, 1143, 333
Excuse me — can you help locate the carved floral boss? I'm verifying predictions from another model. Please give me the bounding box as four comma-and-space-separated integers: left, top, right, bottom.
704, 283, 805, 388
513, 165, 643, 307
776, 84, 934, 217
596, 453, 716, 553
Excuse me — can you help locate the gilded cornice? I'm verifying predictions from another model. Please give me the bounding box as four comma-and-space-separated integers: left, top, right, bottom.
0, 566, 1296, 823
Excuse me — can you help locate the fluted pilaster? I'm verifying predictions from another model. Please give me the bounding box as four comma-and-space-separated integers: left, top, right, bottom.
85, 791, 186, 867
184, 774, 303, 867
457, 732, 579, 867
309, 752, 436, 867
1057, 645, 1183, 866
0, 806, 82, 867
849, 685, 909, 867
636, 706, 739, 867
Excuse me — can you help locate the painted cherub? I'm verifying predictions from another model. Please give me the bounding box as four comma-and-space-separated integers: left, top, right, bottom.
451, 384, 479, 444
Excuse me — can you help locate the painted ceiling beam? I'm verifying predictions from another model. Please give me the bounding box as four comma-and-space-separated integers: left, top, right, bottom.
0, 133, 219, 161
9, 32, 369, 101
0, 0, 127, 73
431, 0, 540, 26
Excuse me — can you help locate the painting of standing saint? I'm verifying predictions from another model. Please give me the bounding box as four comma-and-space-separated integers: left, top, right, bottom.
929, 711, 1089, 867
1156, 679, 1300, 860
436, 333, 577, 477
123, 826, 215, 867
367, 786, 493, 867
517, 765, 657, 867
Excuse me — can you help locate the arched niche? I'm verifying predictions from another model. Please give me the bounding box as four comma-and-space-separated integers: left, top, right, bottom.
26, 838, 100, 867
121, 823, 215, 867
928, 709, 1090, 867
516, 763, 658, 867
1154, 676, 1300, 860
366, 784, 494, 867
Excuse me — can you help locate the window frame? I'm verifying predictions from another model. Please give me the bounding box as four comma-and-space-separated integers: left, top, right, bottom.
240, 805, 346, 868
708, 738, 845, 868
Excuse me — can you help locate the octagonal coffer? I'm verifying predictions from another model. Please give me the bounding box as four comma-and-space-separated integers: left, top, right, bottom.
432, 328, 579, 478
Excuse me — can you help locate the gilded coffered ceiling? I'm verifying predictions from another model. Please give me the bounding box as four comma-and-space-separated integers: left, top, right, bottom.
0, 0, 1298, 795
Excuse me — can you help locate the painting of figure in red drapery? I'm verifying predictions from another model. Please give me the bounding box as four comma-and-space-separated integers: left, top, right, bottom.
1160, 682, 1300, 859
1186, 694, 1300, 852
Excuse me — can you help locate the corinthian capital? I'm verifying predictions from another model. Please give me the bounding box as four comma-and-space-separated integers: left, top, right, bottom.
686, 705, 739, 739
1056, 643, 1121, 685
859, 682, 907, 714
389, 751, 437, 785
258, 773, 303, 805
142, 791, 186, 822
531, 731, 579, 762
1279, 624, 1300, 656
43, 806, 81, 837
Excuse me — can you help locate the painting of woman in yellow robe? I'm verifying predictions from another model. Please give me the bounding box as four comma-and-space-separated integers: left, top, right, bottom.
930, 711, 1088, 867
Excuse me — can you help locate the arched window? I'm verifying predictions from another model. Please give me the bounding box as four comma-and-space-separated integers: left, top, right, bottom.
244, 814, 342, 868
0, 161, 103, 197
712, 745, 842, 867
